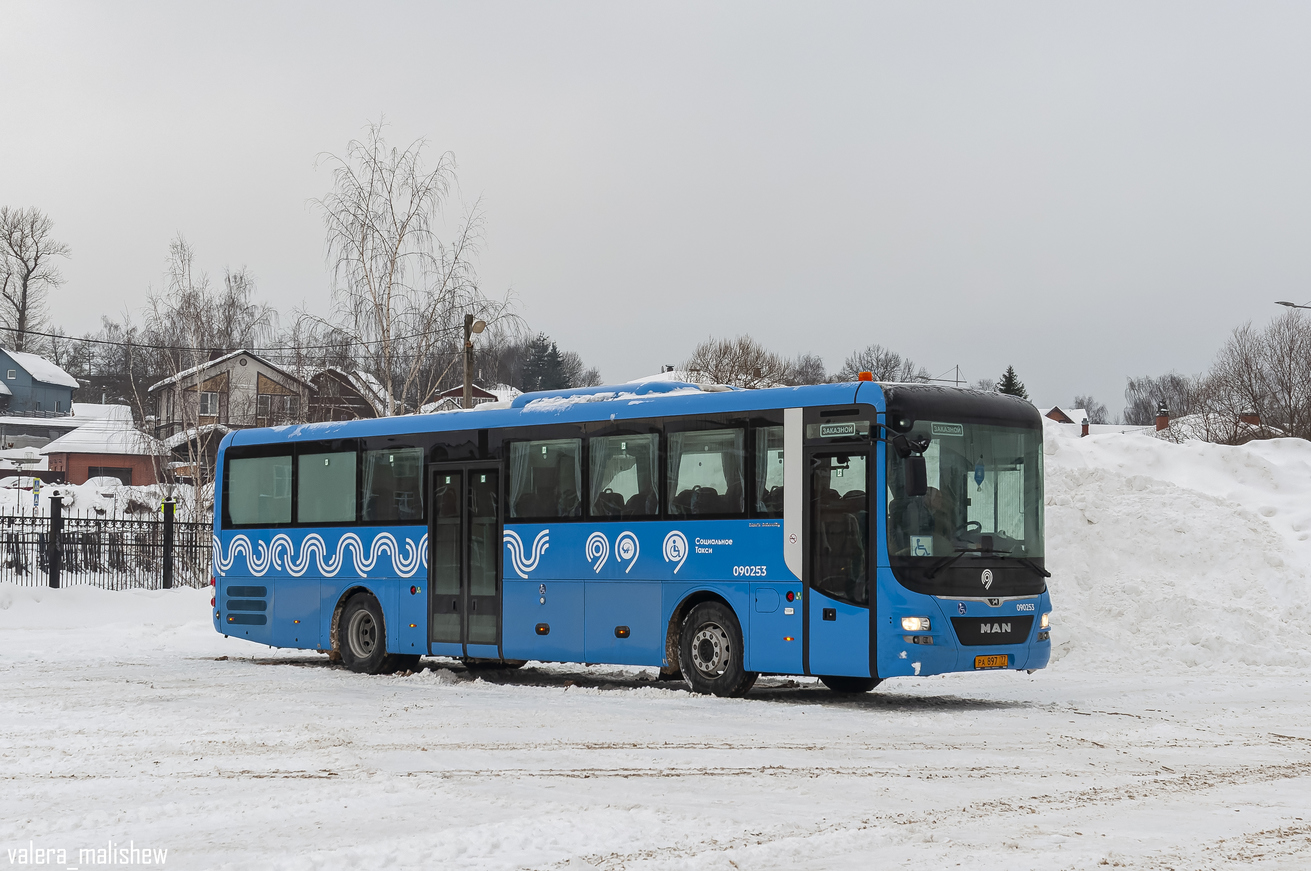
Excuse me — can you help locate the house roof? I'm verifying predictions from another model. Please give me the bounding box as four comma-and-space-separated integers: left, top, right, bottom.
3, 350, 80, 389
311, 368, 387, 415
1042, 406, 1089, 425
162, 423, 232, 451
39, 417, 166, 457
147, 350, 309, 393
71, 403, 134, 422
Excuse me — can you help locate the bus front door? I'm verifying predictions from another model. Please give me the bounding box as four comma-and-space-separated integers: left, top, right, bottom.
806, 451, 874, 678
429, 465, 503, 659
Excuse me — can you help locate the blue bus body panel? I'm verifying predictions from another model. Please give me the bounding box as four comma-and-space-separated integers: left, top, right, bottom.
749, 583, 803, 674
503, 580, 585, 661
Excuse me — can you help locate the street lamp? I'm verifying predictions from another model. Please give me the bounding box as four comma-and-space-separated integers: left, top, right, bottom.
1275, 301, 1311, 309
463, 313, 487, 409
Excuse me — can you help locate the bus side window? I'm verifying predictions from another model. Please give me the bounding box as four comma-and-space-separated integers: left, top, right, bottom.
589, 433, 659, 518
668, 428, 745, 516
509, 439, 583, 519
297, 451, 357, 524
754, 426, 784, 517
226, 454, 292, 525
360, 447, 425, 523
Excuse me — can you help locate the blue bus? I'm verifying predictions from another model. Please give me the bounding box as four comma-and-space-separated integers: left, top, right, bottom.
211, 379, 1051, 696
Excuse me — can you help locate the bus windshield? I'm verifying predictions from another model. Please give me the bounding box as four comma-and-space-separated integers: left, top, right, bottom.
886, 420, 1043, 561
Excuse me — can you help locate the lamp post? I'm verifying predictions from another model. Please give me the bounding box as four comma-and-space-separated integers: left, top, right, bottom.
462, 313, 487, 409
1275, 301, 1311, 310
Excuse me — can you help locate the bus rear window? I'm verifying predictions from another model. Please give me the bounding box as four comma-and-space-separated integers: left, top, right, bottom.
227, 455, 292, 525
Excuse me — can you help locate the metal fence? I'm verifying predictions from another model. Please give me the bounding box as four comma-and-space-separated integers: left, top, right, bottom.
0, 499, 212, 590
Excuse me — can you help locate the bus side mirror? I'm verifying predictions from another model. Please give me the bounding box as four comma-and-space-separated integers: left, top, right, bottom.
904, 456, 927, 497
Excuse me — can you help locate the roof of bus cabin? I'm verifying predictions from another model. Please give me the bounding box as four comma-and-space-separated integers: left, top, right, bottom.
220, 380, 891, 448
881, 384, 1042, 429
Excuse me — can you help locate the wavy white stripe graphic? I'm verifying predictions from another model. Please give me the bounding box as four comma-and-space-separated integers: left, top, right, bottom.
504, 528, 550, 578
213, 532, 428, 578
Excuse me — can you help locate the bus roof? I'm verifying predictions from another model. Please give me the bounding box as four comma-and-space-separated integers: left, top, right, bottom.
222, 380, 881, 448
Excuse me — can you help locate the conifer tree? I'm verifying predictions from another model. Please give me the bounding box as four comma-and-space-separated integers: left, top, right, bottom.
996, 365, 1029, 400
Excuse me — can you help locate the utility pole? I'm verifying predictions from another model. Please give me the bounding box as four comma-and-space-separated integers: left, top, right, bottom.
462, 313, 487, 409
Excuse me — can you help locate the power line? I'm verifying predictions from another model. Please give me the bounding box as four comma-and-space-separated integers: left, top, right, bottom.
3, 324, 467, 357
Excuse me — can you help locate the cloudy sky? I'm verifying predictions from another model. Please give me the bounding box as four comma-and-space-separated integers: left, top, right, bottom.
4, 2, 1309, 415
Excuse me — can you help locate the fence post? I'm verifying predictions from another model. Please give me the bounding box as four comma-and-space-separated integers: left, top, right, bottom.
162, 499, 175, 590
48, 494, 62, 589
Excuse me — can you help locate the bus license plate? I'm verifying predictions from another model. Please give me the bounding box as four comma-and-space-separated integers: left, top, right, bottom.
974, 654, 1008, 669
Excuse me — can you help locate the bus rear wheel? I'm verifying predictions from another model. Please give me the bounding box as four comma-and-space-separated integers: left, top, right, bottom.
340, 593, 409, 675
679, 601, 757, 697
818, 675, 881, 694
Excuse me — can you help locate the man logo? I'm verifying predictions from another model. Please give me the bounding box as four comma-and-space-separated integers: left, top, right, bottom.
981, 568, 994, 590
663, 530, 689, 574
504, 529, 549, 578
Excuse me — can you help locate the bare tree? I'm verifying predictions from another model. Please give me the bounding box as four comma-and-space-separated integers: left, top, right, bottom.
971, 378, 997, 393
128, 237, 279, 510
835, 344, 931, 382
1072, 395, 1109, 424
1123, 372, 1200, 426
0, 206, 70, 352
1206, 310, 1311, 440
314, 121, 512, 414
682, 335, 791, 388
785, 353, 827, 385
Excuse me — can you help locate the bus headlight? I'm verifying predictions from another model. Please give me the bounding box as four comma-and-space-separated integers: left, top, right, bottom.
1040, 612, 1050, 630
901, 616, 931, 632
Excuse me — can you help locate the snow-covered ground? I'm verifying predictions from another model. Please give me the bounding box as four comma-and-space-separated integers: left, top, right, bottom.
2, 424, 1310, 870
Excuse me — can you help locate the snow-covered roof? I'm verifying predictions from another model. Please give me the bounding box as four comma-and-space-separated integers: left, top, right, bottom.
71, 403, 134, 422
148, 350, 307, 393
0, 381, 11, 397
39, 417, 166, 457
162, 423, 232, 451
1042, 406, 1090, 425
3, 350, 80, 388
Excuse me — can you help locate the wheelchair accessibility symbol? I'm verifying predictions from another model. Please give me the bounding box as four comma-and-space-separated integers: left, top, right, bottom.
910, 535, 932, 557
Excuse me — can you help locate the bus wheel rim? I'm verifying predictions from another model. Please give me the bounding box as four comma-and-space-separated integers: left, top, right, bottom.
691, 622, 730, 678
349, 610, 376, 657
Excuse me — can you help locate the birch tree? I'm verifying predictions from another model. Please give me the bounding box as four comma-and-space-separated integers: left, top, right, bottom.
314, 122, 510, 415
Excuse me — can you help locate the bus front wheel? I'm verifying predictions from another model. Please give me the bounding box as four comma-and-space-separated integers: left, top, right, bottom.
679, 601, 757, 697
340, 593, 413, 675
818, 675, 881, 694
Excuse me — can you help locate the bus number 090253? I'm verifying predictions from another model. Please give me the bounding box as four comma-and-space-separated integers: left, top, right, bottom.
733, 565, 768, 577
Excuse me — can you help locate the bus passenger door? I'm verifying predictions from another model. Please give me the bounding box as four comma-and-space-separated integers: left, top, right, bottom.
429, 465, 503, 659
806, 451, 873, 678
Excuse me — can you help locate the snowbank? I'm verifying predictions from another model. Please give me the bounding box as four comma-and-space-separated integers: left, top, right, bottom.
1044, 420, 1311, 673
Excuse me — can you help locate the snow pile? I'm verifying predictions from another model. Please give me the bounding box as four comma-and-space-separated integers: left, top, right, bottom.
1044, 420, 1311, 673
0, 480, 211, 520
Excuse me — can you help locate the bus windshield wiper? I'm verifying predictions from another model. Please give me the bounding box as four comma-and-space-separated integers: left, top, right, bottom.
1005, 556, 1051, 578
926, 546, 1020, 579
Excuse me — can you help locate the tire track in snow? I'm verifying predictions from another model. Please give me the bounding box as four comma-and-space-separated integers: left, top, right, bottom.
541, 760, 1311, 870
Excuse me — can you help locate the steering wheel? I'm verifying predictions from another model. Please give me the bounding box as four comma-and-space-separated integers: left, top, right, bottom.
964, 520, 983, 534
